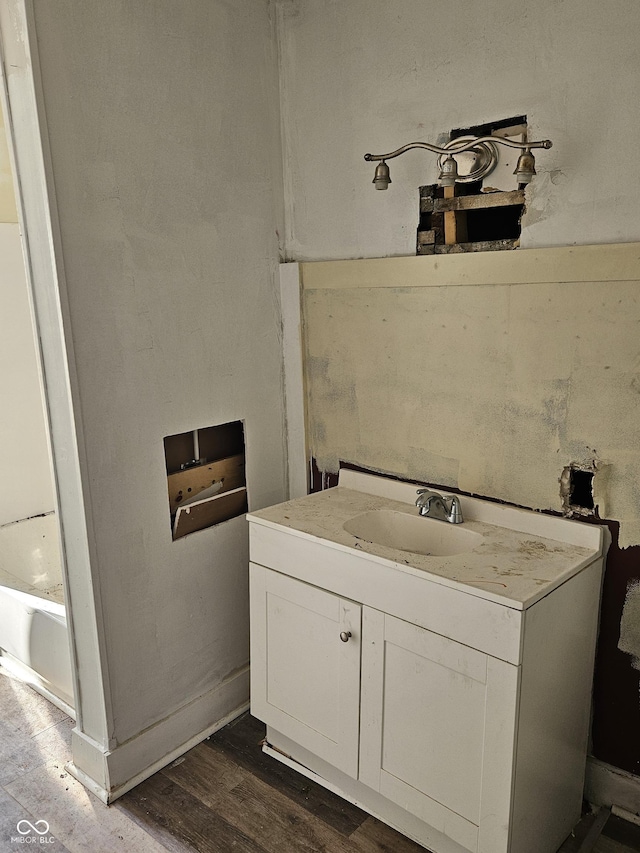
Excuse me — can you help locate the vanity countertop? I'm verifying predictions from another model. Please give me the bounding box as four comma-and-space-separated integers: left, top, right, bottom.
247, 472, 604, 610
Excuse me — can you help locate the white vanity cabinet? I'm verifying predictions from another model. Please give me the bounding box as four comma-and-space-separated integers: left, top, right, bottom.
250, 566, 361, 778
358, 608, 518, 853
248, 471, 605, 853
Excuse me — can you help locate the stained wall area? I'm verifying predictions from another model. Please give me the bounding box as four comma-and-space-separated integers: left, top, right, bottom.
301, 247, 640, 777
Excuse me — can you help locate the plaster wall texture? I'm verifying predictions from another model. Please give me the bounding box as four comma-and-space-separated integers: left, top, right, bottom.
277, 0, 640, 261
0, 224, 55, 525
0, 101, 53, 525
619, 580, 640, 671
0, 103, 17, 222
29, 0, 286, 745
302, 248, 640, 549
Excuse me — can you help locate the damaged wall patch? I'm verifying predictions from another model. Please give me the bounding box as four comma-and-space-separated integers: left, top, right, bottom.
618, 580, 640, 671
560, 461, 597, 516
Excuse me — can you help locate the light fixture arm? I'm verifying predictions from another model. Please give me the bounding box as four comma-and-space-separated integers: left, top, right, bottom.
364, 136, 552, 163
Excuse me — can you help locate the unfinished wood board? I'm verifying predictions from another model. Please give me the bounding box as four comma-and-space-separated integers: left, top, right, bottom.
434, 189, 524, 212
167, 454, 245, 513
443, 185, 467, 245
436, 238, 518, 253
172, 487, 247, 539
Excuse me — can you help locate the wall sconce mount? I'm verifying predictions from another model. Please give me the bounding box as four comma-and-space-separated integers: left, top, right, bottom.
365, 135, 553, 190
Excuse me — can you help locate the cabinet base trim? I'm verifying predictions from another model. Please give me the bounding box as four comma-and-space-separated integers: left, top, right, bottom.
263, 743, 378, 811
586, 756, 640, 816
265, 727, 473, 853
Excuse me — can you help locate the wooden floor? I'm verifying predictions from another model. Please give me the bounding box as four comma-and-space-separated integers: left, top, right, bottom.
1, 666, 639, 852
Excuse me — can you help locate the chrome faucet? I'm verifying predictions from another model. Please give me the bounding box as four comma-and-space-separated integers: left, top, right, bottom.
415, 489, 464, 524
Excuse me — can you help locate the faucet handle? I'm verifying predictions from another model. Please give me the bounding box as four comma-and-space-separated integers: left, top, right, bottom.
445, 495, 464, 524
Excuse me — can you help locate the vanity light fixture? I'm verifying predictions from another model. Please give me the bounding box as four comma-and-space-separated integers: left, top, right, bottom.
365, 135, 553, 189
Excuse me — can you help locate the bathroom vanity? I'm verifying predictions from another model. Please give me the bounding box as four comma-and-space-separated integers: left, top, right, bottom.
247, 471, 605, 853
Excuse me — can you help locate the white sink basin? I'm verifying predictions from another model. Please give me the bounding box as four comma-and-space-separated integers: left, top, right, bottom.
343, 509, 483, 557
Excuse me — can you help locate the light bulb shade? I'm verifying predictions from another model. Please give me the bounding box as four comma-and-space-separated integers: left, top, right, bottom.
438, 155, 459, 187
372, 160, 391, 190
514, 149, 536, 185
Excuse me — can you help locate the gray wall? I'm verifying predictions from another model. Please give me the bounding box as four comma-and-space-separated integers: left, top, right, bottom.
278, 0, 640, 260
30, 0, 286, 747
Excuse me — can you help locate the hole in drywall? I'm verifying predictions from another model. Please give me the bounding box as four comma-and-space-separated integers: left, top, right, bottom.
560, 464, 596, 516
164, 422, 247, 540
417, 115, 528, 255
450, 115, 528, 141
465, 204, 523, 242
569, 469, 595, 511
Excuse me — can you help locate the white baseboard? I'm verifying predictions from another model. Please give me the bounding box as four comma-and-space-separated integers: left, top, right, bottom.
585, 755, 640, 817
67, 666, 249, 803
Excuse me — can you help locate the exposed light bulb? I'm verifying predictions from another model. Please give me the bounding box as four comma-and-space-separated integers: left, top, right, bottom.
514, 148, 536, 185
438, 154, 459, 187
372, 160, 391, 190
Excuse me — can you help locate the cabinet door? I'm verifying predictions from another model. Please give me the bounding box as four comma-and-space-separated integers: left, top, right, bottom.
250, 564, 361, 778
360, 608, 519, 853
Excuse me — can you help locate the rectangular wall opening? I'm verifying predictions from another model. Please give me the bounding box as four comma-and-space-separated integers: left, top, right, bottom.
164, 421, 247, 540
560, 463, 596, 517
417, 115, 528, 255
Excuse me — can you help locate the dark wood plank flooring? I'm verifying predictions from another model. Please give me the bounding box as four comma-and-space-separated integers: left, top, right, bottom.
1, 662, 638, 853
118, 713, 422, 853
4, 668, 639, 852
117, 713, 640, 853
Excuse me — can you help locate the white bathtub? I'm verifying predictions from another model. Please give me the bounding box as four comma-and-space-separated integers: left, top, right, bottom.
0, 513, 74, 713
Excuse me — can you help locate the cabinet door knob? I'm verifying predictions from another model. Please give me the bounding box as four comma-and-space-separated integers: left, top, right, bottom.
340, 631, 352, 643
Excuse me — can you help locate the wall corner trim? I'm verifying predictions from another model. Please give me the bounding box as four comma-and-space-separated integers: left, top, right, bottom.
280, 262, 308, 498
67, 666, 249, 803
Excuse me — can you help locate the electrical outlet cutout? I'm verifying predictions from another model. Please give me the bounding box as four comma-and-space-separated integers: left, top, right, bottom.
560, 463, 597, 516
163, 421, 247, 540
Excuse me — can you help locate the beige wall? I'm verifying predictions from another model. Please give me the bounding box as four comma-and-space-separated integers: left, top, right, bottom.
0, 101, 54, 524
278, 0, 640, 261
302, 245, 640, 548
0, 103, 17, 222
